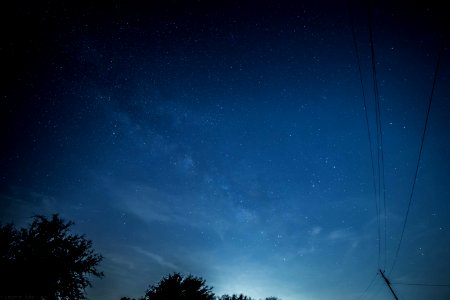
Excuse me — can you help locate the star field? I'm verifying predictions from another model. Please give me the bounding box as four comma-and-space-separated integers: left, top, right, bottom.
1, 1, 450, 299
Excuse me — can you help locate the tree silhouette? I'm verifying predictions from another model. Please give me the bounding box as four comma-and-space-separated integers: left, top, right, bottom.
218, 294, 281, 300
144, 272, 215, 300
218, 294, 254, 300
0, 214, 103, 299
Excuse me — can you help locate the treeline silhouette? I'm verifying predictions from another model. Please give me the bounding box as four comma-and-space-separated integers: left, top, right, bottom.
120, 272, 281, 300
0, 215, 280, 300
0, 214, 103, 299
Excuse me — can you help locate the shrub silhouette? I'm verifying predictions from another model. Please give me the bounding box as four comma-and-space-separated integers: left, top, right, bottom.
144, 272, 215, 300
218, 294, 281, 300
0, 214, 103, 299
122, 273, 282, 300
219, 294, 254, 300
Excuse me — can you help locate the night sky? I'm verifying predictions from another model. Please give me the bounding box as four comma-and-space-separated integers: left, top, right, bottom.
1, 1, 450, 299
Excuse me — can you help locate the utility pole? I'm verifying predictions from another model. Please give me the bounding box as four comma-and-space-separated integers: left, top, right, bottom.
379, 269, 399, 300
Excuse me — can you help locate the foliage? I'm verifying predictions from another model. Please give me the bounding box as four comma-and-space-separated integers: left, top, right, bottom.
218, 294, 254, 300
0, 214, 103, 299
121, 273, 281, 300
218, 294, 281, 300
144, 272, 215, 300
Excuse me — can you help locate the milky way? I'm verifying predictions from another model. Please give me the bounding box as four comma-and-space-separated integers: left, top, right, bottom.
1, 1, 450, 299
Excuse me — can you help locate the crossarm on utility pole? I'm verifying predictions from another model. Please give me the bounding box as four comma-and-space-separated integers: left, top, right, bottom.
379, 269, 399, 300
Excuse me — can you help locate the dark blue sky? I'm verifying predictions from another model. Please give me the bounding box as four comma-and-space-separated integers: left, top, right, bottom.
1, 1, 450, 299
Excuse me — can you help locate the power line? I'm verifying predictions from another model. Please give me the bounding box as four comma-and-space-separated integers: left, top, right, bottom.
392, 282, 450, 287
347, 0, 381, 270
353, 272, 380, 300
389, 31, 447, 275
366, 279, 384, 300
367, 0, 387, 271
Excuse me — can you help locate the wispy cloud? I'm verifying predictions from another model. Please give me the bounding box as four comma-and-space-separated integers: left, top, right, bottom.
327, 229, 353, 241
106, 252, 136, 270
107, 180, 239, 240
297, 246, 316, 256
310, 226, 322, 236
0, 187, 59, 225
131, 246, 179, 270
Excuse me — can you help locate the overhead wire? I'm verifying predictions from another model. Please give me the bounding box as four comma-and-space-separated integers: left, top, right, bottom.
389, 30, 448, 275
392, 282, 450, 287
347, 0, 382, 270
366, 278, 385, 300
353, 272, 380, 300
367, 0, 387, 272
349, 0, 449, 295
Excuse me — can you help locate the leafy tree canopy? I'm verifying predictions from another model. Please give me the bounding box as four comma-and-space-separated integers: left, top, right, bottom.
219, 294, 254, 300
122, 273, 282, 300
218, 294, 281, 300
144, 272, 215, 300
0, 214, 103, 299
